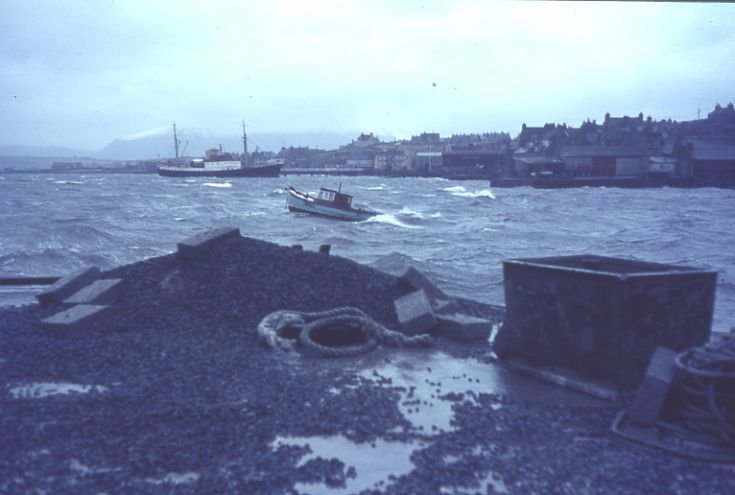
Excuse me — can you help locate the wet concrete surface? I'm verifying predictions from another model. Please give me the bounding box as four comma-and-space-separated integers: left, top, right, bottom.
1, 235, 733, 494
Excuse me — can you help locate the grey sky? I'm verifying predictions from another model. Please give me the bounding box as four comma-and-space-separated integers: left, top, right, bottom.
2, 0, 734, 150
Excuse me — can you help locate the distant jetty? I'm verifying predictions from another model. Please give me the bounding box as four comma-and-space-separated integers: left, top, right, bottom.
491, 175, 701, 189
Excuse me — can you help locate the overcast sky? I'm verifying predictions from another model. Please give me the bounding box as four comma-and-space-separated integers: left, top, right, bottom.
2, 0, 734, 150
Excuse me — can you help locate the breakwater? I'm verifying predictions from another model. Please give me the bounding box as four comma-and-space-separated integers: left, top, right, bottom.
2, 232, 734, 493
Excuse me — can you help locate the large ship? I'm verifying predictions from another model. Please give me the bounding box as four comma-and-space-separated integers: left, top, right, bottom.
157, 122, 282, 178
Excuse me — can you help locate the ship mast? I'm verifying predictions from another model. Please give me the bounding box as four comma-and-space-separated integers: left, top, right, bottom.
173, 123, 180, 160
242, 120, 249, 167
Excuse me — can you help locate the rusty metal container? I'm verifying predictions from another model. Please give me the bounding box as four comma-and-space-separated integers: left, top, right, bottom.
493, 255, 717, 389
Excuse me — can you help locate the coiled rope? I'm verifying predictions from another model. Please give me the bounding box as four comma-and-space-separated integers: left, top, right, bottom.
257, 306, 432, 357
674, 330, 735, 446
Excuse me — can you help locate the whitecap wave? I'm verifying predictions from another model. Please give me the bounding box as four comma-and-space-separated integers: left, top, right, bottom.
365, 213, 422, 229
368, 185, 386, 191
54, 180, 84, 185
203, 182, 232, 189
443, 185, 467, 193
449, 188, 496, 199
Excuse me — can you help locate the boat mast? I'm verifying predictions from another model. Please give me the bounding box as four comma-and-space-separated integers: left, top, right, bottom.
173, 123, 180, 160
242, 120, 249, 167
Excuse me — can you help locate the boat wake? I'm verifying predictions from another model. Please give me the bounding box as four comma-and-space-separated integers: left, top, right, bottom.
364, 213, 423, 229
397, 207, 426, 219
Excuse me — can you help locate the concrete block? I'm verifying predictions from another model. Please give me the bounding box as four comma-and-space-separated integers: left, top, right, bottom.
397, 266, 447, 300
498, 254, 715, 389
393, 290, 437, 335
627, 347, 680, 425
437, 313, 493, 342
319, 244, 331, 255
431, 298, 458, 315
64, 278, 122, 305
177, 226, 240, 259
40, 304, 108, 330
36, 266, 101, 306
291, 244, 303, 250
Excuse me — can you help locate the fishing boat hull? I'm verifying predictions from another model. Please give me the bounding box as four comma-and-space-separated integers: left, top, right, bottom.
286, 187, 377, 221
158, 163, 282, 178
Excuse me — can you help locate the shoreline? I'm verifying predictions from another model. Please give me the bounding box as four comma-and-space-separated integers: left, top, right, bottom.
3, 168, 735, 189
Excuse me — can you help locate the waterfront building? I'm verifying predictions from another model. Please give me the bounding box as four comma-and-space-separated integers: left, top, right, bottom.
415, 151, 443, 175
441, 150, 507, 179
560, 146, 649, 177
678, 137, 735, 183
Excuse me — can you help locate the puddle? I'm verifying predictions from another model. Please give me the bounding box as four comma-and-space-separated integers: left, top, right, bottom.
9, 382, 108, 399
69, 459, 121, 476
272, 435, 420, 494
358, 350, 606, 433
439, 470, 509, 494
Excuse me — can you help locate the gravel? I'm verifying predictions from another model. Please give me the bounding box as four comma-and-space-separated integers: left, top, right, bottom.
0, 235, 732, 494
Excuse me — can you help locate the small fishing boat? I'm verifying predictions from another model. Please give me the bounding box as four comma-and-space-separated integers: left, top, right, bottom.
286, 185, 378, 221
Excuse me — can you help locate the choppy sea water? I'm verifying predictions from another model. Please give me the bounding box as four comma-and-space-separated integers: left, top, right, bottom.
1, 173, 734, 332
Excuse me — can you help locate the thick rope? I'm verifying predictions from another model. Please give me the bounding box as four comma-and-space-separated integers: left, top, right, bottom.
257, 306, 432, 356
674, 330, 735, 446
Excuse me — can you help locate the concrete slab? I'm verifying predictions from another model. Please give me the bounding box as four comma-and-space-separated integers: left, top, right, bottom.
36, 266, 101, 306
64, 279, 123, 305
393, 290, 437, 336
506, 357, 622, 402
369, 252, 412, 277
40, 304, 108, 330
370, 254, 447, 300
436, 313, 493, 342
627, 347, 679, 425
177, 227, 241, 259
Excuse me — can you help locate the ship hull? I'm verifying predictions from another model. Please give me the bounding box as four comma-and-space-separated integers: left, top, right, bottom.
158, 163, 282, 178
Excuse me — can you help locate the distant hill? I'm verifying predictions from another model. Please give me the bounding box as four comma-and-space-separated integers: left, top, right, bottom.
1, 130, 392, 165
0, 144, 93, 158
94, 130, 368, 161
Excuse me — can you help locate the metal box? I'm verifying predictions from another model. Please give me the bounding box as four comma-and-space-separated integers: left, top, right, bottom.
493, 255, 717, 389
